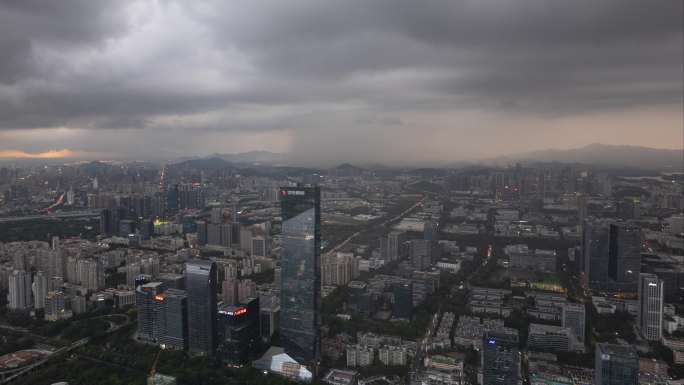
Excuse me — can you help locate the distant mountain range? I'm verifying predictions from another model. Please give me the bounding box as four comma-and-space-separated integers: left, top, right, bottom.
489, 143, 683, 171
165, 144, 682, 171
209, 150, 287, 164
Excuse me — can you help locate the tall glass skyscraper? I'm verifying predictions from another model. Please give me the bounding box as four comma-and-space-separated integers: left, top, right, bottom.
279, 186, 321, 368
608, 223, 641, 284
582, 221, 610, 286
160, 288, 188, 351
595, 343, 639, 385
186, 260, 217, 356
482, 329, 520, 385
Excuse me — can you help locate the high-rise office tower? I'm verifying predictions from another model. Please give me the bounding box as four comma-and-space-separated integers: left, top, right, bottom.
561, 303, 586, 343
392, 282, 413, 320
186, 260, 218, 356
279, 186, 321, 368
577, 193, 588, 224
638, 273, 664, 341
159, 289, 188, 351
7, 270, 32, 310
482, 330, 520, 385
387, 231, 404, 262
425, 220, 440, 262
136, 282, 166, 343
653, 267, 684, 303
409, 239, 431, 270
151, 192, 166, 220
100, 208, 113, 236
595, 343, 639, 385
196, 221, 208, 246
140, 218, 154, 240
582, 221, 610, 286
217, 297, 261, 365
230, 222, 241, 247
424, 220, 438, 243
378, 236, 388, 260
608, 223, 641, 284
166, 183, 179, 213
32, 271, 48, 310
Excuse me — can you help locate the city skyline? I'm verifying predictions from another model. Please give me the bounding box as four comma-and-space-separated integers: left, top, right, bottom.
0, 1, 682, 165
0, 2, 683, 384
0, 156, 682, 383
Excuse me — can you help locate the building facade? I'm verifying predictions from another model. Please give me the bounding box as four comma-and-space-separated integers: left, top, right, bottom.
280, 186, 321, 369
159, 288, 188, 351
595, 343, 639, 385
32, 271, 48, 310
608, 224, 641, 284
136, 281, 166, 342
217, 297, 261, 365
186, 260, 218, 356
638, 273, 664, 341
562, 303, 586, 343
7, 270, 32, 310
482, 330, 520, 385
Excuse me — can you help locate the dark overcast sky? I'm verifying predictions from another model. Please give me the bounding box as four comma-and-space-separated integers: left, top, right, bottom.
0, 0, 682, 165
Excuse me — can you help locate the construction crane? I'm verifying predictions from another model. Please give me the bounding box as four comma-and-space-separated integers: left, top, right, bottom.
148, 349, 162, 384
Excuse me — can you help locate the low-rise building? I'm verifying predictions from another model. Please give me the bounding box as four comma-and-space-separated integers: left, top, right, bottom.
323, 369, 358, 385
527, 323, 583, 353
453, 316, 508, 350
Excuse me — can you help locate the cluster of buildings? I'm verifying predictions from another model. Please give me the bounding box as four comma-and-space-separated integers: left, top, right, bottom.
431, 312, 456, 350
0, 238, 111, 321
1, 160, 683, 384
505, 244, 557, 272
133, 187, 323, 380
346, 333, 416, 368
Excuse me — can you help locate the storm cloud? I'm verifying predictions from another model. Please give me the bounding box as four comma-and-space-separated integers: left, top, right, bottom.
0, 0, 681, 164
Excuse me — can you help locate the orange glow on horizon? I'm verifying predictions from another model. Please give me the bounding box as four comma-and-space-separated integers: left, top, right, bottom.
0, 149, 79, 159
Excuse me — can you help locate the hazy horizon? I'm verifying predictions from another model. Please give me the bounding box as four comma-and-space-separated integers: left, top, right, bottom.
0, 1, 682, 165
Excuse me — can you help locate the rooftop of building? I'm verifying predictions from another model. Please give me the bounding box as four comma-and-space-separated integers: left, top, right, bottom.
529, 323, 570, 334
596, 343, 638, 358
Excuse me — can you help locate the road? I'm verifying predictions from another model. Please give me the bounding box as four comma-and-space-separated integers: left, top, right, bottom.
411, 312, 440, 376
0, 210, 101, 223
325, 197, 424, 256
410, 245, 493, 380
0, 338, 89, 384
0, 324, 51, 344
0, 314, 133, 384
